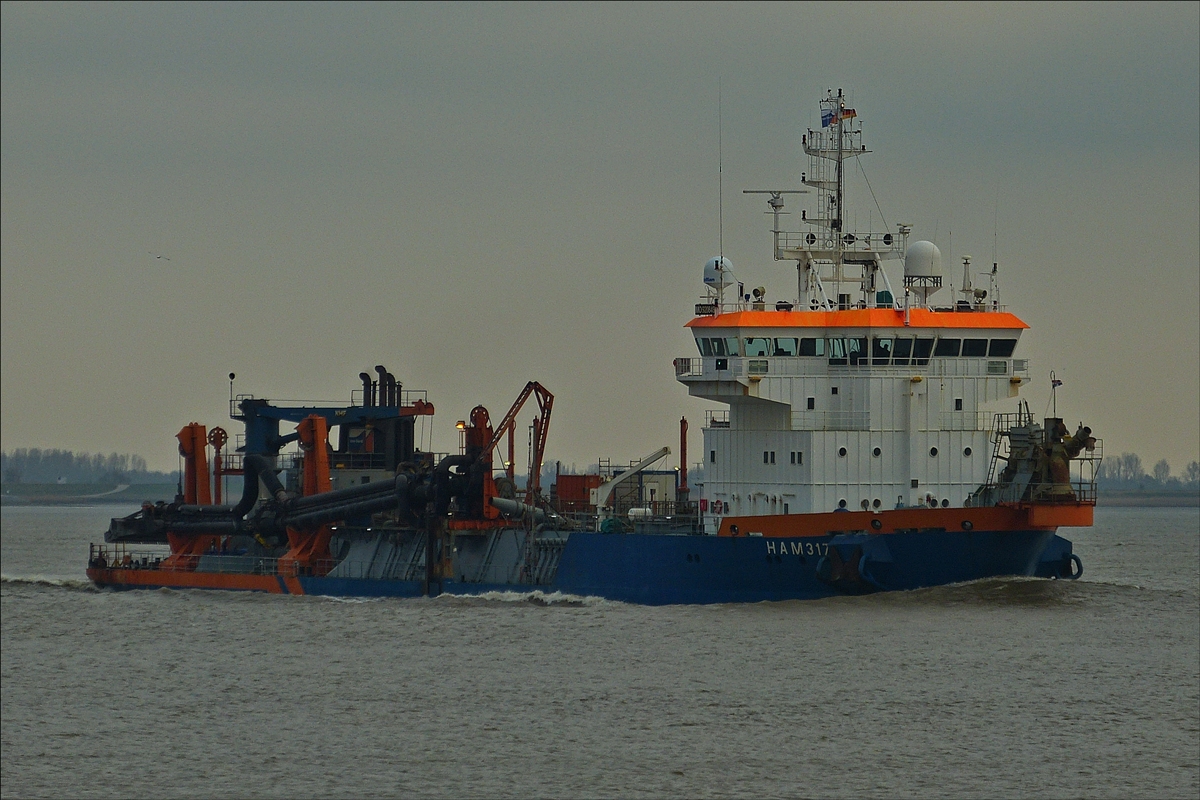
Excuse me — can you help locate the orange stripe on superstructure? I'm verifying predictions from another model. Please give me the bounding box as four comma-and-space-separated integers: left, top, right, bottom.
716, 503, 1092, 537
686, 308, 1028, 330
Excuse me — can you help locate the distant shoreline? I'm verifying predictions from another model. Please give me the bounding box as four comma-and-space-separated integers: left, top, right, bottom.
1, 483, 179, 507
1096, 493, 1199, 507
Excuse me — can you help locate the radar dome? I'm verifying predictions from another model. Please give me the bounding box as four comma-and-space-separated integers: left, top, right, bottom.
904, 240, 942, 278
704, 257, 733, 288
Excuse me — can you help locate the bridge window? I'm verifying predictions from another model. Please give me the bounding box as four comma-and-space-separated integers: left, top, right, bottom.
745, 337, 772, 357
892, 336, 913, 365
828, 337, 866, 365
697, 337, 741, 357
871, 337, 894, 365
962, 338, 988, 357
988, 339, 1017, 357
763, 451, 775, 464
934, 338, 961, 357
773, 337, 799, 356
807, 397, 815, 410
710, 450, 716, 463
848, 337, 867, 365
913, 337, 934, 365
798, 337, 825, 356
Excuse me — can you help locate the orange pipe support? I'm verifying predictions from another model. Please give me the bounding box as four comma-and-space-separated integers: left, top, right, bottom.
296, 415, 332, 497
162, 532, 221, 571
176, 423, 212, 505
279, 527, 333, 577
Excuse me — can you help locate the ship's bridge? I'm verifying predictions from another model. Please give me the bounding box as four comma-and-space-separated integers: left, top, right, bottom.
678, 307, 1028, 381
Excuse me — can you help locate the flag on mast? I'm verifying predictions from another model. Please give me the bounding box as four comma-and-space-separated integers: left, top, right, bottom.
822, 107, 858, 127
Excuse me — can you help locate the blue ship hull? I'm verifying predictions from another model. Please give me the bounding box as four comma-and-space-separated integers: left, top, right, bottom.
279, 529, 1079, 605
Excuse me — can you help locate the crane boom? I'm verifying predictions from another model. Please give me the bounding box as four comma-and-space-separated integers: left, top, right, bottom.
590, 446, 671, 510
481, 381, 554, 504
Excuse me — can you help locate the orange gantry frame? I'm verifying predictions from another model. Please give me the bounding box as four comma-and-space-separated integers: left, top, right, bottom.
280, 414, 336, 576
176, 423, 212, 505
297, 414, 333, 496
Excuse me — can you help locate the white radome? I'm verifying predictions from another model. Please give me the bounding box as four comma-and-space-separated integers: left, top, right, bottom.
903, 240, 942, 278
703, 257, 733, 288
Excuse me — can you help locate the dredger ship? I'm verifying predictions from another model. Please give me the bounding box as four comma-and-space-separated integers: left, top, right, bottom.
88, 91, 1100, 604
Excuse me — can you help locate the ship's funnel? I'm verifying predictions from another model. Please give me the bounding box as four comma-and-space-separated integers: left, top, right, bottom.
903, 240, 943, 306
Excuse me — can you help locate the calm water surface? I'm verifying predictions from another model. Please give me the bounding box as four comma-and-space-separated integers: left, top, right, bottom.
2, 505, 1198, 799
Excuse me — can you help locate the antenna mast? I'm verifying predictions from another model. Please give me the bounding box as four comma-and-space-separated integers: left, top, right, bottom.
834, 88, 845, 283
718, 78, 724, 259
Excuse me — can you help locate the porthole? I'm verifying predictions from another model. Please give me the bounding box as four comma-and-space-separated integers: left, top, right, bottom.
963, 447, 972, 457
861, 499, 870, 510
838, 447, 847, 457
929, 447, 939, 457
872, 498, 881, 509
961, 520, 973, 531
941, 499, 950, 508
873, 447, 882, 457
838, 499, 847, 509
871, 518, 883, 530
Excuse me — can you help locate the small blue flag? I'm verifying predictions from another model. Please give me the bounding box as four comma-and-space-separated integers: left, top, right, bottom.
821, 108, 835, 127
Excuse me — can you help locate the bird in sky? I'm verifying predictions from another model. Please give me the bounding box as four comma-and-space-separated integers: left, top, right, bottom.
149, 251, 171, 261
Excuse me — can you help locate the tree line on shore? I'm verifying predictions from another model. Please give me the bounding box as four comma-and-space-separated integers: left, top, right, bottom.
1, 449, 175, 485
1095, 454, 1199, 491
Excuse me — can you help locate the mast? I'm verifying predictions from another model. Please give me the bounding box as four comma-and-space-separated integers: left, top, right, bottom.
834, 88, 845, 282
756, 89, 903, 311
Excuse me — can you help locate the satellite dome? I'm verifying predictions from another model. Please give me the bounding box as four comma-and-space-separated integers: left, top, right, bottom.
904, 240, 942, 278
703, 257, 733, 288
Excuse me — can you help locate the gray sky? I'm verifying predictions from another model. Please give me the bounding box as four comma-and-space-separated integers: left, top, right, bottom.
3, 2, 1198, 475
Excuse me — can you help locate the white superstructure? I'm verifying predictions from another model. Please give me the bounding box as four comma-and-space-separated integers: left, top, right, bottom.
677, 90, 1030, 527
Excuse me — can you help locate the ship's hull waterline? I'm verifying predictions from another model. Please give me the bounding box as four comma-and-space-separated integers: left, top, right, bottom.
88, 522, 1081, 604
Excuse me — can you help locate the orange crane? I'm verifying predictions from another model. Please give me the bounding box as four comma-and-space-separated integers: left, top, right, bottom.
481, 382, 554, 505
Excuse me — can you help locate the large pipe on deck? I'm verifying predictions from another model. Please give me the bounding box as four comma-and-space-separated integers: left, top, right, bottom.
489, 496, 550, 523
284, 474, 413, 529
163, 519, 240, 535
232, 455, 288, 519
284, 493, 405, 530
289, 473, 408, 512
